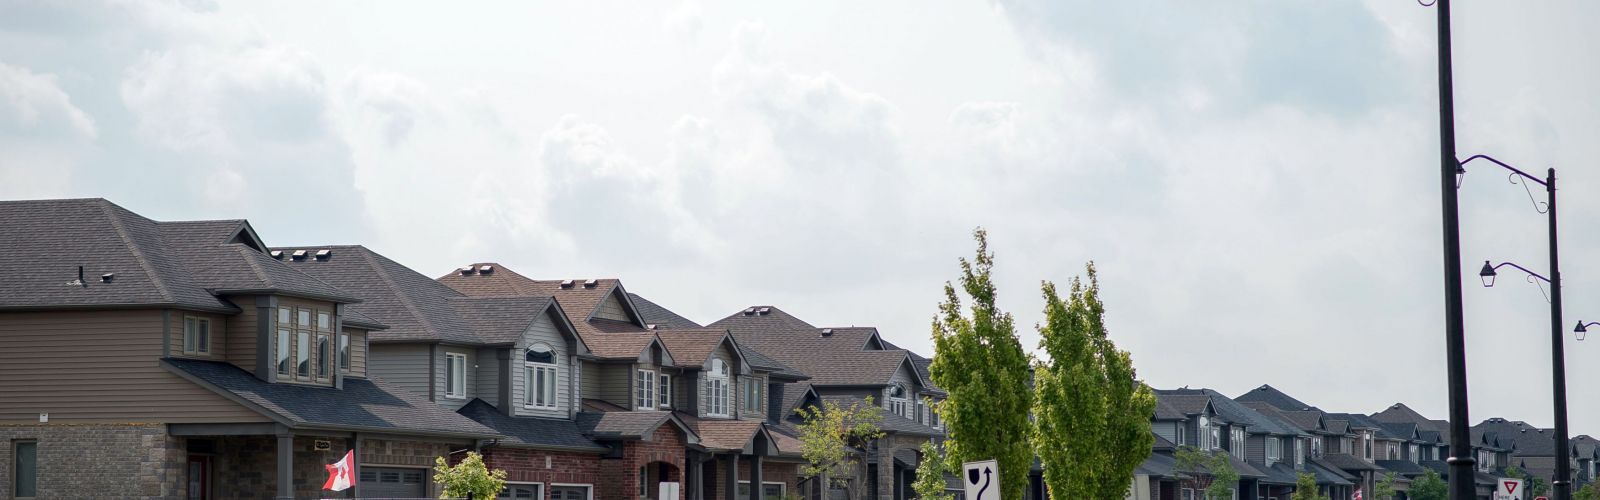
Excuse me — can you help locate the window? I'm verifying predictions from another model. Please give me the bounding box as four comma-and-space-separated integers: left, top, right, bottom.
183, 317, 210, 354
1197, 416, 1209, 449
1363, 433, 1373, 460
1266, 437, 1280, 463
738, 481, 786, 500
296, 330, 310, 379
317, 311, 330, 330
317, 334, 331, 379
1388, 445, 1398, 460
550, 484, 591, 500
498, 483, 543, 499
744, 378, 763, 413
659, 373, 672, 408
339, 334, 350, 371
929, 399, 942, 429
1210, 421, 1222, 451
889, 383, 908, 418
1176, 424, 1186, 446
1409, 444, 1419, 463
14, 440, 37, 498
1231, 428, 1245, 458
445, 353, 466, 399
1295, 439, 1304, 467
1311, 437, 1323, 458
636, 370, 656, 410
525, 345, 557, 409
1181, 488, 1195, 500
707, 359, 730, 417
277, 307, 292, 376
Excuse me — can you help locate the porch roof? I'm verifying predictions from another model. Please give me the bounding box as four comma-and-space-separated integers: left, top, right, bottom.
457, 399, 606, 452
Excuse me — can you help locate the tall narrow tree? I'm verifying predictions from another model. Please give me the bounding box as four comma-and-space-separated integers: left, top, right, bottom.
929, 228, 1035, 500
1032, 263, 1156, 499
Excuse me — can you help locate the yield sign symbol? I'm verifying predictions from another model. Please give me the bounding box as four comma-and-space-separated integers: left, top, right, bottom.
1504, 481, 1518, 494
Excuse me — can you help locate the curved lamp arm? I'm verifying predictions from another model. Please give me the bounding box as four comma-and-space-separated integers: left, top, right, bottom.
1478, 260, 1550, 287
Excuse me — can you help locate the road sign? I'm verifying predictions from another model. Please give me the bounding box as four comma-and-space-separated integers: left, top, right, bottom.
962, 459, 1000, 500
1494, 478, 1524, 500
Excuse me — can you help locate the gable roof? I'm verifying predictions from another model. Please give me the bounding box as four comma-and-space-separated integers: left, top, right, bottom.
1158, 394, 1215, 417
1157, 388, 1304, 437
710, 306, 931, 388
0, 199, 359, 312
1235, 384, 1319, 412
629, 292, 702, 329
655, 328, 744, 368
438, 268, 666, 360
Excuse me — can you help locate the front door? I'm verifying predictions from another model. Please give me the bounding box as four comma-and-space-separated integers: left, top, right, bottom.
186, 455, 209, 500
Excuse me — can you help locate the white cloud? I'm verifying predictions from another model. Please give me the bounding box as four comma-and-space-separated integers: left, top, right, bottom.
0, 60, 95, 138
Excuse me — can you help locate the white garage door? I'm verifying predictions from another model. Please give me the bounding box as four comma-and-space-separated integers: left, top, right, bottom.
360, 467, 427, 498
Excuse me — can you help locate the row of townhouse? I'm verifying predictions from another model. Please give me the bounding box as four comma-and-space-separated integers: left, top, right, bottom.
0, 199, 946, 500
1129, 385, 1599, 500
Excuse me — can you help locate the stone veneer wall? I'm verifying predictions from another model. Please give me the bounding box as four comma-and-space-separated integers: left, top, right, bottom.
875, 434, 930, 500
598, 427, 688, 500
210, 435, 371, 499
0, 423, 183, 500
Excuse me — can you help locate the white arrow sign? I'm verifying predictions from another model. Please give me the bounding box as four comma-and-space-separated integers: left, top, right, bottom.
962, 459, 1000, 500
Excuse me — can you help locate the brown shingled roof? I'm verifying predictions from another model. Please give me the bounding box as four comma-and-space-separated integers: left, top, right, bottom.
693, 419, 766, 452
656, 328, 738, 368
438, 268, 661, 360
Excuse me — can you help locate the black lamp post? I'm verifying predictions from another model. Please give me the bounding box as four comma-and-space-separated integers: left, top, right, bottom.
1429, 2, 1476, 497
1469, 152, 1573, 500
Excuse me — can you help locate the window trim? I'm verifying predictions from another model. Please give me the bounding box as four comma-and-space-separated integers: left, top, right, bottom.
744, 377, 763, 413
549, 483, 594, 500
524, 344, 558, 410
659, 373, 672, 408
636, 369, 656, 410
445, 352, 467, 399
296, 330, 311, 380
316, 333, 331, 380
338, 334, 350, 372
13, 439, 37, 499
1266, 436, 1281, 463
498, 481, 544, 499
183, 316, 211, 355
707, 362, 730, 417
889, 383, 909, 418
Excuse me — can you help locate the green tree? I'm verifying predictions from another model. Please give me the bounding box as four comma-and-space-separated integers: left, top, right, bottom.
796, 396, 886, 495
1575, 481, 1600, 500
1031, 263, 1156, 499
1374, 471, 1398, 500
1291, 472, 1331, 500
431, 452, 507, 500
912, 440, 953, 500
1174, 446, 1240, 500
929, 228, 1035, 500
1408, 469, 1447, 500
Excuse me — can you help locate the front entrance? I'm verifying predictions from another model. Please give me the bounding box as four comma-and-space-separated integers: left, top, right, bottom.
361, 466, 428, 498
186, 455, 210, 500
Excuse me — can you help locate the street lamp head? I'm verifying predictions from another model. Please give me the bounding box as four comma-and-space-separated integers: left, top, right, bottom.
1576, 321, 1591, 342
1479, 260, 1497, 287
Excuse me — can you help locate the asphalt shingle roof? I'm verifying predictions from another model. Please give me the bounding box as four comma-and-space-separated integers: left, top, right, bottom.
711, 306, 933, 389
1320, 453, 1382, 472
456, 399, 604, 451
1156, 388, 1304, 437
1375, 460, 1428, 476
628, 293, 702, 329
439, 269, 663, 359
575, 410, 679, 439
276, 245, 483, 343
655, 328, 734, 367
820, 395, 941, 437
1235, 384, 1319, 412
164, 358, 496, 438
1308, 459, 1358, 485
692, 419, 766, 451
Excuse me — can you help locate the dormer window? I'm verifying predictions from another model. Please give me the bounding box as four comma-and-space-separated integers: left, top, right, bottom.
525, 344, 557, 409
706, 359, 730, 417
889, 383, 909, 418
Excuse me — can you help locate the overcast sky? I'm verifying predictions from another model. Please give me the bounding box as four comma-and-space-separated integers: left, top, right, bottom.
3, 0, 1599, 431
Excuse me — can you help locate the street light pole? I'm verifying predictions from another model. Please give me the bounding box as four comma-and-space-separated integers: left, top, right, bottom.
1433, 0, 1477, 498
1545, 167, 1573, 500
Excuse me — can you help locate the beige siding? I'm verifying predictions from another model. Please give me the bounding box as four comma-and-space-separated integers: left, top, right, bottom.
170, 311, 228, 361
0, 310, 267, 424
435, 346, 476, 411
739, 373, 766, 421
346, 329, 368, 378
596, 363, 632, 408
513, 311, 570, 418
593, 289, 631, 322
369, 343, 432, 398
223, 296, 259, 372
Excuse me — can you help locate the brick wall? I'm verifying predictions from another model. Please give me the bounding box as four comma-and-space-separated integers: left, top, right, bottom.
734, 459, 803, 498
598, 426, 689, 500
482, 447, 603, 487
0, 423, 183, 500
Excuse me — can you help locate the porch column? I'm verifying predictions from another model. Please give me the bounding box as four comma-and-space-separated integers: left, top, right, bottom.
724, 454, 738, 500
276, 431, 294, 500
748, 453, 763, 500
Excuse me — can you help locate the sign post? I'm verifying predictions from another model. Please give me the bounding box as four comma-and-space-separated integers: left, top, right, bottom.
962, 459, 1000, 500
1494, 478, 1524, 500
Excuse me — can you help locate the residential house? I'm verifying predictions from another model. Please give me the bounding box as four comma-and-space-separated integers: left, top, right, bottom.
0, 199, 501, 499
1153, 389, 1306, 500
1237, 385, 1383, 499
1148, 392, 1268, 500
710, 306, 945, 500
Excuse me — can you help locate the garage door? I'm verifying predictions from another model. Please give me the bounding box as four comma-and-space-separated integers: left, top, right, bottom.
360, 467, 427, 498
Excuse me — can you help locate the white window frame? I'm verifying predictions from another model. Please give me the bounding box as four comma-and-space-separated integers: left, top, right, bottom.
549, 483, 594, 500
889, 383, 909, 418
636, 369, 656, 410
445, 352, 467, 399
1295, 439, 1304, 467
659, 373, 672, 408
1363, 432, 1373, 460
928, 399, 942, 429
1197, 416, 1210, 449
1266, 437, 1280, 463
498, 482, 544, 499
744, 377, 763, 413
183, 316, 211, 354
338, 333, 350, 372
1231, 428, 1245, 459
1176, 423, 1186, 446
525, 345, 558, 409
707, 360, 730, 417
1210, 420, 1222, 451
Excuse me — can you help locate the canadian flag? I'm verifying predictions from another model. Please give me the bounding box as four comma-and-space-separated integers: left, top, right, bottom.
323, 450, 355, 492
1352, 488, 1363, 500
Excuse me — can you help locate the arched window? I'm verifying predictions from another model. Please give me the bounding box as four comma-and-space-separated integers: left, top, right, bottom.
524, 344, 557, 409
706, 359, 730, 417
889, 383, 908, 418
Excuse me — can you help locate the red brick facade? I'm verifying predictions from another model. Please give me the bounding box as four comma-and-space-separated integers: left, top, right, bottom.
598, 424, 689, 500
481, 447, 604, 489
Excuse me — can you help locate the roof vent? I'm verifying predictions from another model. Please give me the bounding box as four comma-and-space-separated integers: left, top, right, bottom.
559, 279, 575, 288
314, 249, 332, 260
821, 328, 833, 337
478, 265, 494, 274
583, 279, 598, 288
100, 273, 115, 283
291, 250, 308, 260
758, 307, 771, 315
270, 250, 283, 259
458, 266, 475, 276
743, 307, 756, 315
647, 324, 658, 330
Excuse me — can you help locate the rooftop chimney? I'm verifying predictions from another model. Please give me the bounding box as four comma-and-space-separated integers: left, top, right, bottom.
743, 307, 756, 315
758, 307, 771, 315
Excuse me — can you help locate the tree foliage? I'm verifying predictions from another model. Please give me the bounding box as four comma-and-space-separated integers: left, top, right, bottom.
1291, 472, 1330, 500
1408, 469, 1447, 500
912, 440, 954, 500
929, 228, 1036, 500
1031, 263, 1156, 499
1174, 446, 1239, 500
796, 396, 886, 492
1374, 471, 1398, 500
432, 452, 507, 500
1575, 481, 1600, 500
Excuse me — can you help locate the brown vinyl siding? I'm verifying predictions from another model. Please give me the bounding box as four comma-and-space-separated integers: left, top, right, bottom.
596, 363, 632, 408
346, 328, 368, 378
0, 310, 268, 423
435, 346, 475, 410
223, 295, 260, 372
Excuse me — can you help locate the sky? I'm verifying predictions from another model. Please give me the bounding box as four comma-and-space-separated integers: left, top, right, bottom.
3, 0, 1599, 431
